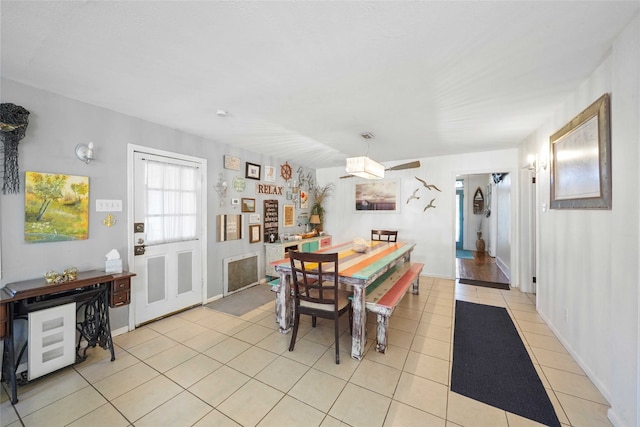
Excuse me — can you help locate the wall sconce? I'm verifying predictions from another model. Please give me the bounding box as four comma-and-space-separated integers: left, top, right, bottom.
527, 154, 547, 172
214, 173, 228, 206
75, 142, 95, 164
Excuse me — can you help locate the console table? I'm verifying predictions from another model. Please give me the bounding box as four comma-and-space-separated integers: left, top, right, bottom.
0, 270, 135, 404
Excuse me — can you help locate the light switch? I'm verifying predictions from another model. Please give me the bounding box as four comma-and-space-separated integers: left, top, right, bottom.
96, 199, 123, 212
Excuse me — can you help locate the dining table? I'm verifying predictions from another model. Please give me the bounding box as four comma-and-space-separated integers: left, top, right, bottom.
272, 240, 416, 360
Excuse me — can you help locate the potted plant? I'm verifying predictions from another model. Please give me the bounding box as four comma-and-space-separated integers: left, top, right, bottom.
310, 182, 334, 232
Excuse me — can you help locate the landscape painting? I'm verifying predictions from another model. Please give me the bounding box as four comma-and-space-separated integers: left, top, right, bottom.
25, 171, 89, 243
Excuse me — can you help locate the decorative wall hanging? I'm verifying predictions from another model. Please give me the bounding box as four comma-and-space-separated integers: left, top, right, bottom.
414, 176, 441, 212
217, 214, 243, 241
280, 161, 292, 182
415, 176, 441, 192
406, 188, 420, 204
224, 155, 241, 170
241, 198, 256, 212
249, 224, 261, 243
24, 171, 89, 243
283, 204, 295, 227
423, 198, 437, 211
473, 187, 484, 214
264, 165, 276, 182
256, 183, 284, 195
232, 176, 246, 192
245, 162, 261, 180
355, 181, 398, 211
1, 103, 30, 194
263, 199, 279, 242
550, 93, 611, 209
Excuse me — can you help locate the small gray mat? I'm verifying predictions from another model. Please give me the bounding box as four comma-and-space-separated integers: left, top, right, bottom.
205, 284, 274, 316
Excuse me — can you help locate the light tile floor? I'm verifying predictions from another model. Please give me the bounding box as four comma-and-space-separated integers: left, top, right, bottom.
1, 277, 611, 426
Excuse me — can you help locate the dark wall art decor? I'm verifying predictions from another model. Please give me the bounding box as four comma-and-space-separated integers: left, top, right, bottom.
1, 103, 30, 194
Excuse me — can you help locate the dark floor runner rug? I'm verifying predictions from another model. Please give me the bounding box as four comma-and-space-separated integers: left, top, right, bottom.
458, 278, 510, 290
451, 300, 560, 426
205, 284, 274, 316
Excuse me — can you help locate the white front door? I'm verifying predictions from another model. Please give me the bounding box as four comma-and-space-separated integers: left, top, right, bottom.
131, 149, 205, 325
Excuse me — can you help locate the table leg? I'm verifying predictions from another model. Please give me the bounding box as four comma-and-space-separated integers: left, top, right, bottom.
2, 303, 18, 403
276, 272, 292, 333
351, 286, 367, 360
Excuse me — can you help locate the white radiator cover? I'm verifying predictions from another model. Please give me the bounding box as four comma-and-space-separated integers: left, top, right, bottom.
224, 252, 259, 296
28, 302, 76, 380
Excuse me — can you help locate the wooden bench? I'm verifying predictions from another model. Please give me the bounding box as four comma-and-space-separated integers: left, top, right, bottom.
364, 262, 424, 353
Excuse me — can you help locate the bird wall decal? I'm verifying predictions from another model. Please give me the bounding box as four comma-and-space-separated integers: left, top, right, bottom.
423, 198, 437, 211
415, 176, 441, 192
406, 188, 420, 204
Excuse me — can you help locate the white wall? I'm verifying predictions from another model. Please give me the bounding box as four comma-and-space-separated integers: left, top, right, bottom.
317, 149, 518, 281
520, 14, 639, 426
495, 173, 511, 279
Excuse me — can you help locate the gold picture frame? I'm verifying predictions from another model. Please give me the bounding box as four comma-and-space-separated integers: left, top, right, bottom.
241, 197, 256, 212
283, 204, 295, 227
249, 224, 261, 243
550, 93, 611, 209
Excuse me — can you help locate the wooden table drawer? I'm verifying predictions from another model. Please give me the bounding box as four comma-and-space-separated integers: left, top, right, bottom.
110, 278, 131, 307
110, 291, 130, 307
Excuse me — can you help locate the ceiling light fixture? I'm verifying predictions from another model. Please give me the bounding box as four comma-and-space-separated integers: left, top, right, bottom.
345, 132, 385, 179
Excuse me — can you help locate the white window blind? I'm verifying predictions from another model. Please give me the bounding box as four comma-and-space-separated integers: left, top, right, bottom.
144, 159, 199, 245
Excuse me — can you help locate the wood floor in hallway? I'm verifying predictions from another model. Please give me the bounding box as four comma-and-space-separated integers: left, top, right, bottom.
456, 251, 509, 286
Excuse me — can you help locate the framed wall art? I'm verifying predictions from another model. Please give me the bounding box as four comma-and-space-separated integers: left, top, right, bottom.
249, 224, 261, 243
550, 93, 611, 209
283, 204, 295, 227
245, 162, 261, 180
224, 155, 241, 171
241, 197, 256, 212
264, 165, 276, 182
354, 181, 399, 212
249, 213, 261, 224
24, 171, 89, 243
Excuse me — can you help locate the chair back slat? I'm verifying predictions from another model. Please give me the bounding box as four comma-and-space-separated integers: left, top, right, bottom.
371, 230, 398, 242
289, 250, 339, 309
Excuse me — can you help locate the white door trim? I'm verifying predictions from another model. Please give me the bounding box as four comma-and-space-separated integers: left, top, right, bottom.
126, 143, 208, 331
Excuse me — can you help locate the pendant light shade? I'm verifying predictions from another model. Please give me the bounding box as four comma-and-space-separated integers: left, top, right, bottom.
346, 156, 385, 179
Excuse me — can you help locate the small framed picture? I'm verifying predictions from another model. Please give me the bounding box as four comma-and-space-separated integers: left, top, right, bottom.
241, 197, 256, 212
249, 224, 261, 243
264, 165, 276, 182
246, 162, 261, 180
283, 204, 295, 227
249, 213, 261, 224
224, 155, 241, 171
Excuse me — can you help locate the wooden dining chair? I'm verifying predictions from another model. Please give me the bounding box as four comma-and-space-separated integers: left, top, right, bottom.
371, 229, 398, 242
288, 250, 352, 364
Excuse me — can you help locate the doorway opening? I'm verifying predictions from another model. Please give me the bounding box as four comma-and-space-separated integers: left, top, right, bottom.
455, 172, 510, 289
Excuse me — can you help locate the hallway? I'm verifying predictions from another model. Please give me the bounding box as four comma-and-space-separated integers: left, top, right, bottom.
456, 251, 510, 289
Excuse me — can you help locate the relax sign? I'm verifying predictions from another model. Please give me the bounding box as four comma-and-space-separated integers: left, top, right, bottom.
256, 184, 284, 196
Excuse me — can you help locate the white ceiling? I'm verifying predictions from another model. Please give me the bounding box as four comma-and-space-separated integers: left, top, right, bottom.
2, 1, 638, 169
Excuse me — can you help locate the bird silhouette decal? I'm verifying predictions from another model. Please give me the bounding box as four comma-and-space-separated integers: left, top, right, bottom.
406, 188, 420, 204
415, 176, 441, 192
423, 198, 436, 211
